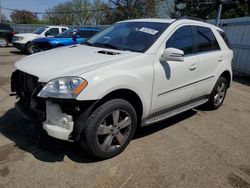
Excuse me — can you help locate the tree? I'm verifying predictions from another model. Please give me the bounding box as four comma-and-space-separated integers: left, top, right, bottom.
175, 0, 249, 19
44, 1, 75, 25
10, 10, 38, 24
102, 0, 156, 24
1, 14, 7, 22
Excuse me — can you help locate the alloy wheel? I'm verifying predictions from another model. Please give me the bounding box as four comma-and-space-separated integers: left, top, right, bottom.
214, 82, 226, 107
96, 110, 132, 152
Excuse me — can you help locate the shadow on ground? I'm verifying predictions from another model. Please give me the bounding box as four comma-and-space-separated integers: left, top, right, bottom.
9, 51, 25, 55
0, 108, 196, 163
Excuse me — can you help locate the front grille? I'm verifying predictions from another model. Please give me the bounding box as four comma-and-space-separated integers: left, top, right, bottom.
11, 70, 46, 121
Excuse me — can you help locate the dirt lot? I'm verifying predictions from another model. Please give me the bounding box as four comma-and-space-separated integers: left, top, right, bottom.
0, 46, 250, 188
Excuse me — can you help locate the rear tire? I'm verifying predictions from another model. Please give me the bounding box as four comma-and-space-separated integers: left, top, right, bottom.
78, 99, 137, 159
0, 37, 8, 47
205, 77, 228, 110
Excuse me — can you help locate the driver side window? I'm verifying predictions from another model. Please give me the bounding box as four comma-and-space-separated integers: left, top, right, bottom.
166, 26, 193, 55
45, 28, 59, 36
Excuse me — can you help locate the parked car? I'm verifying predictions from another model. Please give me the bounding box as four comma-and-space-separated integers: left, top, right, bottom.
30, 27, 102, 54
0, 23, 15, 47
12, 26, 68, 54
11, 18, 233, 159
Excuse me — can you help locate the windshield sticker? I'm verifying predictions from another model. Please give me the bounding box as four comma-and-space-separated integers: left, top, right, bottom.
139, 27, 158, 35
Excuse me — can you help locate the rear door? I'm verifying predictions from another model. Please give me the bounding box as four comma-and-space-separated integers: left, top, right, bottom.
192, 26, 222, 98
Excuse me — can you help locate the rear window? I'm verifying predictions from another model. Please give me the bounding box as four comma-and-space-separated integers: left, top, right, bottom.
0, 23, 13, 31
196, 26, 220, 52
218, 30, 232, 49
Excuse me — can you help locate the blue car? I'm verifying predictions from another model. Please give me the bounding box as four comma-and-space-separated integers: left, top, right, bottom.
31, 27, 102, 53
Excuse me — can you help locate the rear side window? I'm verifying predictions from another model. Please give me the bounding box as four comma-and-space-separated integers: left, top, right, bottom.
218, 30, 232, 49
77, 30, 98, 38
0, 23, 13, 31
196, 26, 220, 52
166, 26, 193, 55
62, 28, 67, 32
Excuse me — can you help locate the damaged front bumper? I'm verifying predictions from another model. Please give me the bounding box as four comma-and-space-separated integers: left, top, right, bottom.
11, 70, 95, 142
43, 101, 74, 141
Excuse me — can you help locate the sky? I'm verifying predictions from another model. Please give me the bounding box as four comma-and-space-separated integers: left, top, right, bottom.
1, 0, 70, 19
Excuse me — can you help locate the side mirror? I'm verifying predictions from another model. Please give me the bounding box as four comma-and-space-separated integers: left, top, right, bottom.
45, 32, 50, 37
160, 48, 184, 62
72, 34, 78, 41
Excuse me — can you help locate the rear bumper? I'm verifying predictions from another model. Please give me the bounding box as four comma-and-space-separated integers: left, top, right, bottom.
13, 42, 26, 51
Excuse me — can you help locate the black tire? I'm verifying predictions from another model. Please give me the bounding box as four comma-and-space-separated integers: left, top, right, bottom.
205, 77, 228, 110
26, 42, 37, 54
77, 99, 137, 159
0, 37, 8, 47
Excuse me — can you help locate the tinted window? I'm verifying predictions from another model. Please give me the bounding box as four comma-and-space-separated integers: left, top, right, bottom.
46, 28, 59, 36
0, 23, 13, 31
218, 30, 232, 49
196, 26, 220, 52
166, 26, 193, 55
62, 28, 67, 32
78, 30, 98, 38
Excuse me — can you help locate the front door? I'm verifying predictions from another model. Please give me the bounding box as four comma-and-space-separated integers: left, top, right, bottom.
151, 25, 198, 114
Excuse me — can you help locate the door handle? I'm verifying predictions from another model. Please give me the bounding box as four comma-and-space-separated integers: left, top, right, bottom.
218, 57, 223, 62
189, 63, 197, 71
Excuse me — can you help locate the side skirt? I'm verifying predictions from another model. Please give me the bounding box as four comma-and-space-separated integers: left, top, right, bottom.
143, 96, 209, 126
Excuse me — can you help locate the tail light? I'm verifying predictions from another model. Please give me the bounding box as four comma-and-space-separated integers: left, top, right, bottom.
12, 32, 16, 35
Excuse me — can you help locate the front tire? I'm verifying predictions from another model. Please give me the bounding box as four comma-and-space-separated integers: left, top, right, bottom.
78, 99, 137, 159
26, 42, 37, 54
206, 77, 228, 110
0, 37, 8, 47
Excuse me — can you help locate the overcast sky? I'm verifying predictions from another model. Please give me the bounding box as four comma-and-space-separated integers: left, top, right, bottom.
1, 0, 70, 19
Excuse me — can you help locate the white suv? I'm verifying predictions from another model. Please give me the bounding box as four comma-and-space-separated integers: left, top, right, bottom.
12, 26, 68, 54
11, 18, 233, 159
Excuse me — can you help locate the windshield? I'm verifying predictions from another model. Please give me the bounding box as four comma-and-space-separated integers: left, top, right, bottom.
56, 28, 76, 38
84, 22, 169, 52
33, 27, 49, 34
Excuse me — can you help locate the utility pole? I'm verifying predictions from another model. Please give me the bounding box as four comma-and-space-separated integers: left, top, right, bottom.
0, 0, 2, 23
216, 3, 222, 26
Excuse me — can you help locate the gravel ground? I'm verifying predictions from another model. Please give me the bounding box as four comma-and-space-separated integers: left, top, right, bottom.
0, 47, 250, 188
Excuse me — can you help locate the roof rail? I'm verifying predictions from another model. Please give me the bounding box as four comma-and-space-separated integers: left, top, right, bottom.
177, 16, 205, 22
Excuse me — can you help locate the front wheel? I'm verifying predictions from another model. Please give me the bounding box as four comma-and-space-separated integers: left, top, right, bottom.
26, 42, 38, 54
206, 77, 228, 110
78, 99, 137, 159
0, 37, 8, 47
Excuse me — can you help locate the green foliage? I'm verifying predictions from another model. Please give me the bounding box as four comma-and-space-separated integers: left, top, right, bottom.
101, 0, 156, 24
10, 10, 38, 24
175, 0, 249, 19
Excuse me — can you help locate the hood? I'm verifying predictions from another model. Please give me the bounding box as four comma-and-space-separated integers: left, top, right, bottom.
33, 37, 69, 43
15, 45, 140, 82
15, 33, 39, 38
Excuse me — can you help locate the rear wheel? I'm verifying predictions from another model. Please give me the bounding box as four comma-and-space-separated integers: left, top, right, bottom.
78, 99, 137, 159
205, 77, 228, 110
0, 37, 8, 47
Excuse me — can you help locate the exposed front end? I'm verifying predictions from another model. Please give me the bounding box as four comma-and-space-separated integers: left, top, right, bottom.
11, 70, 93, 141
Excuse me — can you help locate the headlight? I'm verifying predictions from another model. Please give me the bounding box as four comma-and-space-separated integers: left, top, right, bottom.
38, 77, 88, 99
14, 36, 25, 41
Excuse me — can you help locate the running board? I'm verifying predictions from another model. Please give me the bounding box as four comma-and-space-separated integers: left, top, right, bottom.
145, 99, 208, 125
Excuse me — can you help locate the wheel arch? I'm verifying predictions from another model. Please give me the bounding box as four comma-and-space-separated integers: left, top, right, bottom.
220, 70, 231, 88
94, 88, 144, 125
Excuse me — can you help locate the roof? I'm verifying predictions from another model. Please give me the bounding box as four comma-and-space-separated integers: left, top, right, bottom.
119, 18, 176, 24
